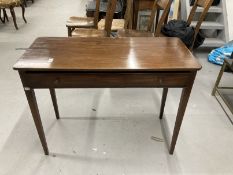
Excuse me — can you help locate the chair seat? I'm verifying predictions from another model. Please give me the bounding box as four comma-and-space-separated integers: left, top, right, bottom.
117, 29, 154, 37
0, 0, 21, 8
72, 28, 107, 37
66, 16, 95, 28
98, 19, 124, 31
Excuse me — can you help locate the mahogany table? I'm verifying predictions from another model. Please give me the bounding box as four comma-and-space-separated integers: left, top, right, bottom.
13, 37, 201, 155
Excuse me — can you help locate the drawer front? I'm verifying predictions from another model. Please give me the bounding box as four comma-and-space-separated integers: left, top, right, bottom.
20, 72, 193, 88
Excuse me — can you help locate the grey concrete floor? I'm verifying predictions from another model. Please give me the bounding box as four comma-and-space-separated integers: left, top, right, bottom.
0, 0, 233, 174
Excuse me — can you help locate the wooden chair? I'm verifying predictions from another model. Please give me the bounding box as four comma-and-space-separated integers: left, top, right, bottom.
0, 0, 27, 30
187, 0, 214, 50
72, 0, 117, 38
117, 0, 172, 37
0, 8, 8, 23
212, 58, 233, 121
66, 0, 100, 37
97, 0, 132, 31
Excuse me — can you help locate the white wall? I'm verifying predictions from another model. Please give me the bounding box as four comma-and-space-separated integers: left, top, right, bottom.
226, 0, 233, 40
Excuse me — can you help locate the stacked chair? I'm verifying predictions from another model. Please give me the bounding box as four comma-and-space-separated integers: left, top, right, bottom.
0, 0, 27, 29
97, 0, 132, 31
117, 0, 172, 37
66, 0, 101, 37
67, 0, 117, 37
66, 0, 215, 51
186, 0, 214, 50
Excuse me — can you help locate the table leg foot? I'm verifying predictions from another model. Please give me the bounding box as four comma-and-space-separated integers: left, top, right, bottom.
24, 88, 49, 155
169, 73, 196, 154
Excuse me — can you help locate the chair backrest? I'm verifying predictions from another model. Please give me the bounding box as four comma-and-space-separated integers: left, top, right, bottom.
123, 0, 133, 29
104, 0, 118, 36
147, 0, 173, 37
187, 0, 214, 50
94, 0, 101, 28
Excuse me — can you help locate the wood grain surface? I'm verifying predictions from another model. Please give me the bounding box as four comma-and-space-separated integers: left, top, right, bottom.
13, 37, 202, 71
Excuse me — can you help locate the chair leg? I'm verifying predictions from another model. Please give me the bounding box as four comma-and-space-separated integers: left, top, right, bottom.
212, 62, 227, 96
23, 0, 27, 7
20, 4, 27, 23
67, 27, 74, 37
9, 7, 18, 30
3, 9, 9, 22
0, 9, 3, 23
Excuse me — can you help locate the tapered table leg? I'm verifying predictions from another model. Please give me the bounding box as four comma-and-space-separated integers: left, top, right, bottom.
169, 73, 196, 154
24, 88, 49, 155
159, 88, 168, 119
49, 88, 60, 119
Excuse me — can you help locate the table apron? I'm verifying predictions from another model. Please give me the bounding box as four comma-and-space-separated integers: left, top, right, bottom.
19, 71, 195, 88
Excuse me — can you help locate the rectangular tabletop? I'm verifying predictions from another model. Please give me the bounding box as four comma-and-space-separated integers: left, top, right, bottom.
13, 37, 201, 72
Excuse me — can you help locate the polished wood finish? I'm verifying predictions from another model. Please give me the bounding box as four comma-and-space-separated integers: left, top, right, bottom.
187, 0, 214, 50
13, 37, 201, 71
14, 37, 201, 155
117, 0, 172, 37
72, 0, 117, 37
66, 0, 100, 36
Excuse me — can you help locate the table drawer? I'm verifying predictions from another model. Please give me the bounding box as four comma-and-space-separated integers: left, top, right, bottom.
20, 72, 193, 88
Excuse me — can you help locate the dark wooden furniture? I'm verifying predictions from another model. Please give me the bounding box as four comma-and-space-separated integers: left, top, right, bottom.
117, 0, 172, 37
66, 0, 100, 37
13, 37, 201, 155
86, 0, 123, 18
98, 0, 132, 31
71, 0, 117, 37
0, 8, 8, 23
